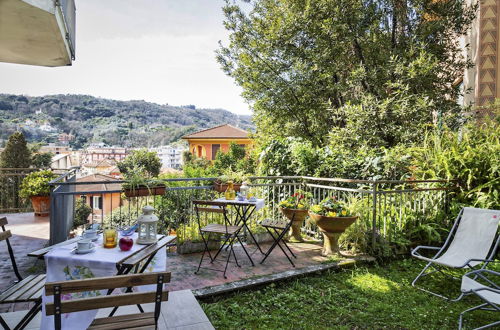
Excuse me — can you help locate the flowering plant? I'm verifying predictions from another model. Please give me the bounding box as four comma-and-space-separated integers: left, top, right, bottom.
309, 196, 351, 217
278, 190, 312, 210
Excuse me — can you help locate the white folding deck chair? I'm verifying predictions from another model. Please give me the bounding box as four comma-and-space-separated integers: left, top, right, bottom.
411, 207, 500, 301
459, 269, 500, 330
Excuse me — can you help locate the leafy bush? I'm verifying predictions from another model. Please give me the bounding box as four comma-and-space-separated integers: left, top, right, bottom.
118, 149, 162, 177
19, 170, 57, 198
73, 199, 92, 230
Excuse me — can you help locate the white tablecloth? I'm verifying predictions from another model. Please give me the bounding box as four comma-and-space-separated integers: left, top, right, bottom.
40, 233, 166, 330
214, 197, 265, 210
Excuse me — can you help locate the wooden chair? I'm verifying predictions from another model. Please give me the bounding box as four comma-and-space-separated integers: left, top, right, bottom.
193, 200, 252, 279
45, 271, 170, 330
0, 216, 45, 330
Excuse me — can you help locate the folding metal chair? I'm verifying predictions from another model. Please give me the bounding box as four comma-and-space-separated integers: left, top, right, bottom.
193, 200, 252, 279
259, 214, 297, 267
459, 269, 500, 330
411, 207, 500, 301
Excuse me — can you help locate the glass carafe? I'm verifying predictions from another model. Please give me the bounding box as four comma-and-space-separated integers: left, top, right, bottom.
224, 181, 236, 200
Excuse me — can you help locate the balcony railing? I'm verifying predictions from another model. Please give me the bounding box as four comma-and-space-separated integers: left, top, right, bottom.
49, 172, 456, 250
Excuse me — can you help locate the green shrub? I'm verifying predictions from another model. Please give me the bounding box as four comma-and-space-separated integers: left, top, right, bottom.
73, 199, 92, 230
19, 170, 57, 198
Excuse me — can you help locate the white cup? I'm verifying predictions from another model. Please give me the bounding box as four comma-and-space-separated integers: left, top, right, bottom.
83, 229, 97, 240
77, 239, 92, 251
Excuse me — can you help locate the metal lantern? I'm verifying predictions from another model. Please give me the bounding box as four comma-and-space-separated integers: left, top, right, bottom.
240, 181, 249, 199
136, 205, 158, 245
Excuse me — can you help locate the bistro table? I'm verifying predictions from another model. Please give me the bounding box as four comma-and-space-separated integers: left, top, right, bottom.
212, 197, 265, 264
33, 233, 175, 330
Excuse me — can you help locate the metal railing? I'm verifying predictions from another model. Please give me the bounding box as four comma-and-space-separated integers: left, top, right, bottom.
0, 168, 41, 213
49, 173, 456, 251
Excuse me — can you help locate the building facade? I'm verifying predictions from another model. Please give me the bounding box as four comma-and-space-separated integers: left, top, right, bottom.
462, 0, 500, 113
151, 145, 185, 169
182, 124, 252, 161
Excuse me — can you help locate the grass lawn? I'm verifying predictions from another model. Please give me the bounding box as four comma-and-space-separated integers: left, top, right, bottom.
201, 258, 498, 329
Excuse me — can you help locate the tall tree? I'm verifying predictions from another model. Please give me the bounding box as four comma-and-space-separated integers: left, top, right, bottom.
0, 132, 32, 168
217, 0, 476, 146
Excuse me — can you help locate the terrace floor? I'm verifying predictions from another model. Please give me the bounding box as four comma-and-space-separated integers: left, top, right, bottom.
0, 212, 370, 328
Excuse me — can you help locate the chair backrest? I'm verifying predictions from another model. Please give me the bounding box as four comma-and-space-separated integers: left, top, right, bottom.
193, 200, 231, 231
45, 271, 170, 330
443, 207, 500, 264
193, 200, 227, 214
0, 217, 22, 281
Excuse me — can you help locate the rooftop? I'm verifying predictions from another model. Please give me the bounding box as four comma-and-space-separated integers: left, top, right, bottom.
182, 124, 250, 139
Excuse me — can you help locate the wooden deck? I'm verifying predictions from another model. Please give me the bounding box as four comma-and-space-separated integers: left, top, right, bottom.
0, 290, 213, 330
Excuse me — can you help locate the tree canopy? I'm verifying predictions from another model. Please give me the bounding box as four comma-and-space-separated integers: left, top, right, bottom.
218, 0, 476, 147
0, 132, 31, 168
118, 149, 162, 177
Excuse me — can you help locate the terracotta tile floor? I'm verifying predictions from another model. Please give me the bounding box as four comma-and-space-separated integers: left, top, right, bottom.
166, 240, 330, 292
0, 213, 342, 312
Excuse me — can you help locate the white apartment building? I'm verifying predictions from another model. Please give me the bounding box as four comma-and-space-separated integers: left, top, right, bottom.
151, 145, 185, 170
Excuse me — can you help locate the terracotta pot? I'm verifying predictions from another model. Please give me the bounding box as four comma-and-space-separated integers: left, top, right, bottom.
308, 212, 358, 256
123, 185, 166, 197
280, 208, 308, 242
30, 195, 50, 217
213, 182, 242, 193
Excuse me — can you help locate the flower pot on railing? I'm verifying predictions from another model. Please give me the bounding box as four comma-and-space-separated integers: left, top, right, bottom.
123, 185, 166, 198
213, 182, 241, 193
280, 208, 309, 242
30, 195, 50, 217
308, 211, 358, 256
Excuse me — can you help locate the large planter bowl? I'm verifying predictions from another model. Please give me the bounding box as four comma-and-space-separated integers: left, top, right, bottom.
31, 195, 50, 217
280, 208, 308, 242
213, 182, 242, 193
308, 212, 358, 256
123, 185, 166, 198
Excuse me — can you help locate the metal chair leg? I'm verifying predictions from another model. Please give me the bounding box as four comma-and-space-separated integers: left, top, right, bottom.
16, 300, 42, 330
237, 235, 254, 266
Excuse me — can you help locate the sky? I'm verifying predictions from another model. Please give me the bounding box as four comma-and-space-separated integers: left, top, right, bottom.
0, 0, 250, 115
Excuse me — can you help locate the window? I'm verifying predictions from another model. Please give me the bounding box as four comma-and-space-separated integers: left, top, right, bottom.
92, 196, 102, 210
212, 144, 221, 160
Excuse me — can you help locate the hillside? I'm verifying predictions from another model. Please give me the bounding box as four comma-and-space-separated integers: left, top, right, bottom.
0, 94, 253, 148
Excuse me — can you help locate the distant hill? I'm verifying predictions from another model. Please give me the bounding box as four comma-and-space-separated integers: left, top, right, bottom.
0, 94, 253, 148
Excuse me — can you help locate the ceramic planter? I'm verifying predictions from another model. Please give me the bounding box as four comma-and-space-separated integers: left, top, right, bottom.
280, 208, 308, 242
123, 185, 166, 198
177, 240, 220, 254
213, 182, 242, 193
308, 212, 358, 256
30, 195, 50, 216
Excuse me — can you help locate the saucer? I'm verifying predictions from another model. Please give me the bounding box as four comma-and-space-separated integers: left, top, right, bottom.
74, 246, 95, 254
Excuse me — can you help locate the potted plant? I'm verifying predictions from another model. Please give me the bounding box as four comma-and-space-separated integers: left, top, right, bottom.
19, 169, 57, 216
308, 197, 358, 256
279, 189, 312, 242
213, 170, 247, 193
122, 166, 166, 197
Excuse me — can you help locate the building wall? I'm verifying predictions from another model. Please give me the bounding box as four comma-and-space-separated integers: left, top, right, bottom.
186, 139, 253, 161
463, 0, 500, 108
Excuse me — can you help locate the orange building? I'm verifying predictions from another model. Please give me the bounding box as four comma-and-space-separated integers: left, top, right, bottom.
182, 124, 253, 160
75, 174, 123, 224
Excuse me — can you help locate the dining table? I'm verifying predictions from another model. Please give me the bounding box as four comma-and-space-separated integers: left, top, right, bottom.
212, 197, 266, 264
30, 233, 175, 330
